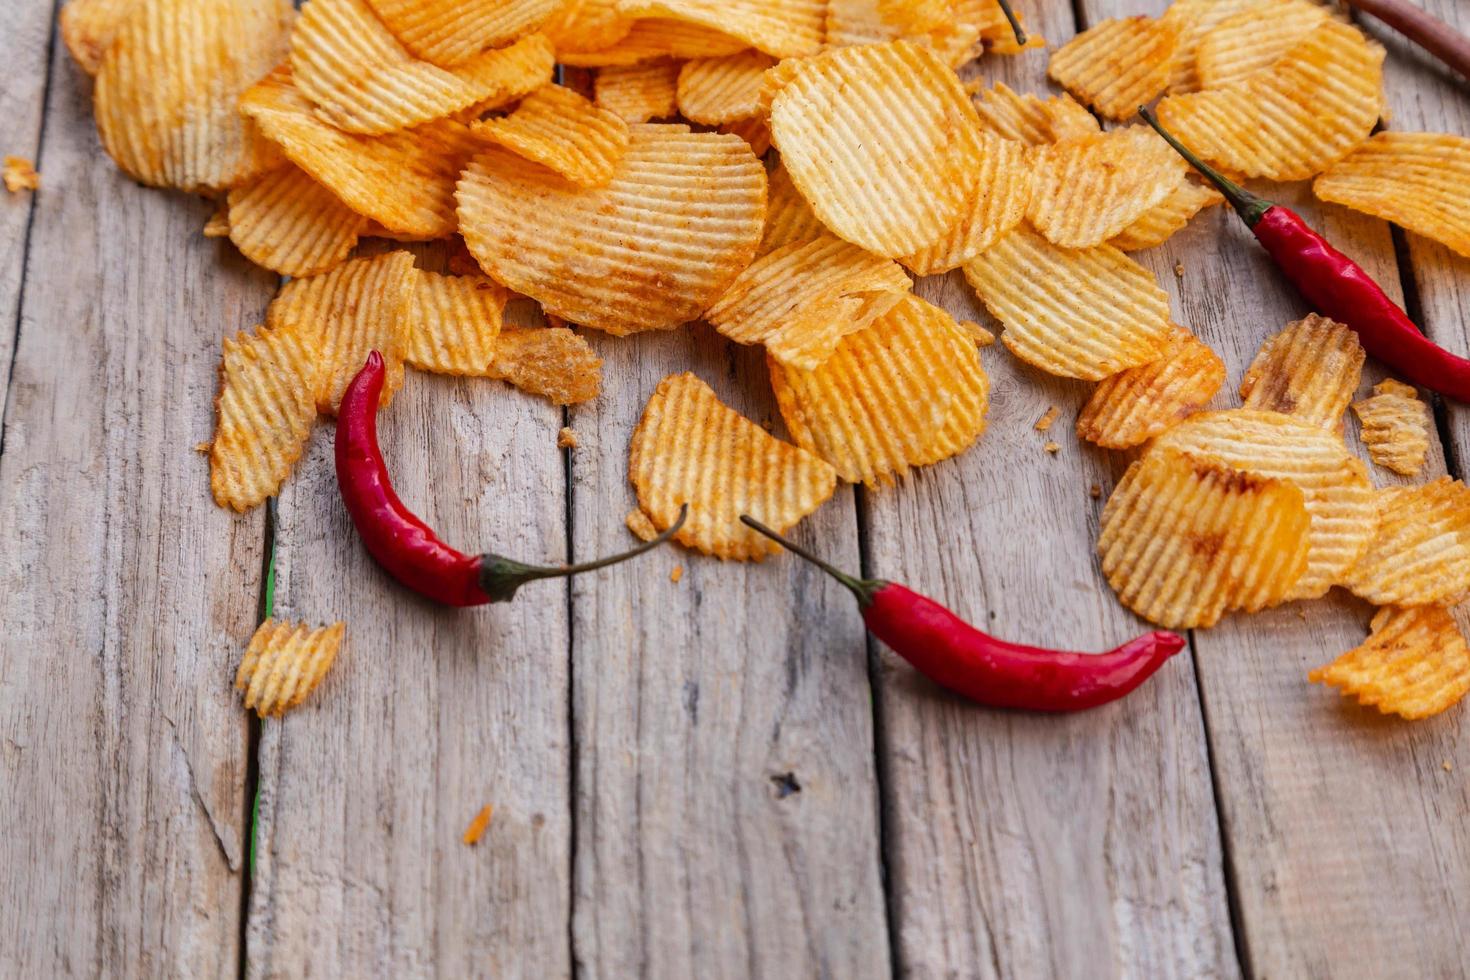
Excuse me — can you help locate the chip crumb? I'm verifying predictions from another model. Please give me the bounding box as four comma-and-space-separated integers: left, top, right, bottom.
1043, 441, 1061, 454
1034, 406, 1060, 432
670, 565, 683, 583
462, 804, 493, 846
4, 156, 39, 193
626, 508, 658, 542
1444, 760, 1454, 772
194, 441, 212, 454
1173, 261, 1185, 279
1089, 483, 1103, 499
557, 426, 578, 449
960, 320, 996, 346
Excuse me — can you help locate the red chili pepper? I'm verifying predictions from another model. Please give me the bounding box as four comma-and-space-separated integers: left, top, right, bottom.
1140, 107, 1470, 403
336, 351, 684, 606
740, 517, 1184, 712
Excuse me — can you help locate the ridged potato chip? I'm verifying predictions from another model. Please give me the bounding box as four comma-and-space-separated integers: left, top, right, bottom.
203, 203, 231, 238
720, 116, 771, 157
1352, 379, 1431, 477
1098, 447, 1311, 628
1047, 16, 1178, 121
1310, 605, 1470, 720
1313, 131, 1470, 259
472, 84, 631, 187
968, 81, 1099, 146
1154, 409, 1376, 599
486, 327, 603, 405
559, 17, 746, 65
1159, 0, 1270, 94
1076, 327, 1225, 449
1109, 180, 1223, 252
1195, 0, 1329, 91
543, 0, 636, 54
878, 0, 950, 32
1344, 478, 1470, 607
759, 160, 827, 256
1028, 127, 1189, 248
676, 50, 775, 124
824, 0, 904, 47
618, 0, 825, 58
1239, 314, 1365, 431
899, 131, 1031, 275
364, 0, 560, 66
628, 372, 837, 560
770, 40, 984, 258
405, 269, 507, 375
594, 59, 681, 122
226, 164, 368, 277
457, 125, 766, 335
93, 0, 292, 191
768, 294, 990, 486
1155, 19, 1384, 181
60, 0, 135, 75
963, 226, 1173, 380
236, 619, 345, 717
210, 324, 317, 512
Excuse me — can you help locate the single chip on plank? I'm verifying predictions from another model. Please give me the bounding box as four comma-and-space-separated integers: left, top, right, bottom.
1159, 0, 1272, 94
1343, 478, 1470, 607
1027, 127, 1189, 248
1311, 606, 1470, 720
1239, 314, 1365, 431
559, 17, 747, 65
617, 0, 825, 58
1047, 15, 1178, 121
677, 50, 775, 124
225, 164, 368, 277
594, 59, 681, 122
1109, 180, 1223, 252
236, 619, 345, 717
759, 159, 827, 256
1076, 327, 1225, 449
968, 81, 1099, 146
1194, 0, 1330, 91
628, 372, 837, 560
363, 0, 561, 66
899, 130, 1031, 275
405, 270, 507, 375
1352, 379, 1431, 477
486, 327, 603, 405
471, 84, 631, 187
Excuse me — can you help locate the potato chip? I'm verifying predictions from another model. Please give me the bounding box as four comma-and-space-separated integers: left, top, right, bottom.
363, 0, 560, 66
1076, 327, 1225, 449
404, 269, 507, 375
59, 0, 135, 75
823, 0, 904, 47
1313, 132, 1470, 260
1098, 447, 1311, 628
1153, 409, 1376, 599
759, 159, 827, 256
1155, 19, 1384, 181
471, 84, 630, 187
594, 59, 681, 122
559, 17, 746, 65
225, 164, 368, 277
720, 116, 771, 157
877, 0, 950, 32
3, 157, 40, 194
968, 81, 1099, 146
1047, 16, 1178, 121
769, 40, 983, 257
628, 372, 837, 560
457, 125, 765, 335
900, 135, 1030, 276
236, 619, 345, 717
963, 226, 1173, 380
626, 507, 659, 541
1195, 0, 1330, 91
543, 0, 636, 54
1159, 0, 1270, 94
768, 294, 990, 486
677, 51, 775, 124
210, 324, 317, 512
1343, 478, 1470, 607
617, 0, 825, 58
93, 0, 292, 191
486, 327, 603, 404
1109, 180, 1223, 252
1310, 605, 1470, 720
1352, 379, 1431, 477
203, 203, 230, 238
1239, 314, 1365, 431
1027, 127, 1189, 248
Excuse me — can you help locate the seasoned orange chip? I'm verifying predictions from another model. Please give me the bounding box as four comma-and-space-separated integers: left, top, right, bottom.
1194, 0, 1330, 92
628, 372, 837, 560
472, 84, 631, 187
677, 50, 775, 124
558, 17, 746, 66
1109, 180, 1223, 252
899, 131, 1031, 275
1310, 606, 1470, 720
1159, 0, 1271, 94
3, 157, 40, 194
405, 270, 507, 375
1239, 314, 1365, 431
226, 164, 368, 277
1027, 127, 1188, 248
823, 0, 907, 47
594, 59, 681, 122
720, 116, 771, 157
618, 0, 825, 58
60, 0, 136, 76
1047, 15, 1178, 121
364, 0, 561, 66
1076, 327, 1225, 449
1352, 379, 1431, 477
968, 81, 1099, 146
543, 0, 636, 54
487, 327, 603, 405
1344, 478, 1470, 607
236, 619, 345, 717
759, 159, 827, 256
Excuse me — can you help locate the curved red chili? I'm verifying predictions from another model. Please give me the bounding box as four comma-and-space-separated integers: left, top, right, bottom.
740, 517, 1184, 712
336, 351, 684, 606
1140, 107, 1470, 404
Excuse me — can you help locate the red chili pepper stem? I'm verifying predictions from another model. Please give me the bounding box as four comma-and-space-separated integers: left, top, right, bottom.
740, 515, 884, 607
996, 0, 1026, 47
1138, 106, 1270, 226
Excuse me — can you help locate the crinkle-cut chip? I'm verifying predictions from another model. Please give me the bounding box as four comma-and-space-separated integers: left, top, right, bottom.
405, 269, 507, 375
210, 324, 317, 511
226, 164, 368, 277
755, 56, 810, 117
543, 0, 636, 53
1047, 16, 1178, 121
824, 0, 904, 47
203, 203, 231, 238
626, 508, 659, 541
471, 84, 630, 187
1155, 19, 1384, 181
456, 126, 766, 336
1352, 379, 1432, 477
363, 0, 560, 66
618, 0, 824, 58
236, 619, 345, 717
1109, 180, 1223, 251
60, 0, 135, 75
559, 17, 747, 65
485, 327, 603, 404
1027, 127, 1188, 248
899, 132, 1031, 275
1098, 447, 1311, 628
594, 59, 681, 122
93, 0, 291, 191
1076, 327, 1225, 449
706, 234, 913, 368
1159, 0, 1270, 94
963, 226, 1173, 381
1153, 409, 1376, 600
770, 40, 984, 258
628, 372, 837, 560
677, 51, 775, 124
1239, 314, 1365, 431
768, 294, 990, 486
1343, 479, 1470, 606
719, 116, 771, 157
968, 81, 1100, 146
3, 157, 40, 194
1313, 132, 1470, 260
877, 0, 950, 32
1195, 0, 1330, 91
760, 160, 826, 256
267, 251, 416, 413
1310, 606, 1470, 720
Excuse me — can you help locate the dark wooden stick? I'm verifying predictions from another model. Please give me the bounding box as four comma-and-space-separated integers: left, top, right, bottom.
1342, 0, 1470, 82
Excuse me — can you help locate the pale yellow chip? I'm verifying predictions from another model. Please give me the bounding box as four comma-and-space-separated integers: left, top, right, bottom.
544, 0, 636, 53
93, 0, 291, 191
1344, 478, 1470, 607
769, 40, 984, 258
225, 163, 368, 277
628, 372, 837, 560
60, 0, 135, 75
1047, 15, 1178, 121
676, 50, 775, 124
899, 131, 1031, 275
266, 250, 416, 414
706, 234, 913, 369
963, 225, 1173, 380
1027, 127, 1189, 248
768, 294, 990, 486
471, 84, 631, 187
363, 0, 561, 66
1195, 0, 1330, 91
1109, 179, 1223, 252
210, 323, 317, 512
968, 81, 1100, 146
3, 157, 40, 194
720, 116, 771, 157
1159, 0, 1271, 94
486, 327, 604, 405
405, 269, 507, 375
617, 0, 825, 58
457, 125, 766, 335
1314, 131, 1470, 260
559, 17, 746, 65
1076, 327, 1225, 449
1352, 379, 1432, 477
759, 159, 827, 256
1239, 314, 1365, 431
236, 619, 345, 717
1155, 19, 1384, 181
1153, 408, 1376, 600
1098, 447, 1311, 628
241, 68, 481, 238
594, 59, 681, 122
1310, 605, 1470, 720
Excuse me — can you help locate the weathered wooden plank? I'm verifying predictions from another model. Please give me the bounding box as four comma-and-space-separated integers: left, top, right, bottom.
0, 23, 274, 977
864, 5, 1236, 976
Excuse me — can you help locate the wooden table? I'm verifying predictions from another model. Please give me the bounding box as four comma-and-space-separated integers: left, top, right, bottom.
2, 0, 1468, 976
